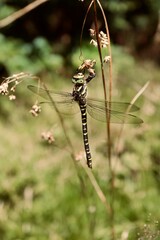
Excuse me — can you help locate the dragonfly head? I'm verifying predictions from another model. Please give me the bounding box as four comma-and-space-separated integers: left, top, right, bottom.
72, 72, 85, 84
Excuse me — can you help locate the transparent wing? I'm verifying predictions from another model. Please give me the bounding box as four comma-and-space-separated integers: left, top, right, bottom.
87, 98, 139, 113
28, 85, 79, 115
28, 85, 73, 102
28, 85, 143, 123
87, 98, 143, 124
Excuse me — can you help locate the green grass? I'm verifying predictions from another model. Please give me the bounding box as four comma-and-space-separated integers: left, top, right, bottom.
0, 51, 160, 239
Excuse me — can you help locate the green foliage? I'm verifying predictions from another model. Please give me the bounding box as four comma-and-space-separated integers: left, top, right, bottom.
0, 34, 63, 74
102, 0, 159, 29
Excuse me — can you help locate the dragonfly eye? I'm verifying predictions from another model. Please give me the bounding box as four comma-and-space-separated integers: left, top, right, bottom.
72, 72, 84, 84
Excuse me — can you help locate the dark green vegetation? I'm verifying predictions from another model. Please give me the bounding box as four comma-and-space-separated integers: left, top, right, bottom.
0, 1, 160, 239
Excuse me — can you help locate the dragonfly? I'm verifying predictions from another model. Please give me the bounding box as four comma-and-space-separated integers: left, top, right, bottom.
28, 65, 143, 169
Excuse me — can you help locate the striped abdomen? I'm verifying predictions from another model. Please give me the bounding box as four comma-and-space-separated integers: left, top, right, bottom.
80, 104, 92, 168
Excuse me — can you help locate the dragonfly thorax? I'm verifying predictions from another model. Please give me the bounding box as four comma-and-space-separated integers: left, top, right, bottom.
72, 83, 87, 104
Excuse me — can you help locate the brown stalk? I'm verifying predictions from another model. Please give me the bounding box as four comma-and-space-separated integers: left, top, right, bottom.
113, 81, 149, 170
82, 162, 111, 213
93, 1, 115, 239
0, 0, 48, 28
79, 0, 94, 59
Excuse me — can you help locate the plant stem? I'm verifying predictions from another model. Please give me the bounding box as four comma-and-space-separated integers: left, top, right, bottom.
93, 1, 115, 239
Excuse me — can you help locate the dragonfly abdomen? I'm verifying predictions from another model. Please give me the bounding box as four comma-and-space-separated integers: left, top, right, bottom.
80, 104, 92, 168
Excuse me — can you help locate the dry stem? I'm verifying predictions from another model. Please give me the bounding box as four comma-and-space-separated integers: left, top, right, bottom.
0, 0, 48, 28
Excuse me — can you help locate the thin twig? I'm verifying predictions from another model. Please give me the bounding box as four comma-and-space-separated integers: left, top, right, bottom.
93, 0, 112, 168
81, 162, 111, 213
38, 81, 89, 200
93, 1, 115, 239
41, 82, 75, 156
0, 0, 48, 28
79, 0, 94, 60
113, 81, 150, 169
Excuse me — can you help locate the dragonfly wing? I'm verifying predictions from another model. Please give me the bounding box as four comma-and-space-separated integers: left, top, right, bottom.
28, 85, 80, 115
28, 85, 73, 101
109, 112, 143, 124
40, 101, 79, 115
87, 98, 140, 113
87, 101, 143, 124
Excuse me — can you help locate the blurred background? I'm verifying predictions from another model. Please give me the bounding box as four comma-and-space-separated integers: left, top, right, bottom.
0, 1, 160, 240
0, 0, 160, 76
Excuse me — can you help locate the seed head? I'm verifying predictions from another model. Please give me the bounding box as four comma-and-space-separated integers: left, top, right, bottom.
9, 94, 16, 100
30, 103, 41, 117
75, 151, 85, 161
41, 131, 55, 144
90, 39, 98, 47
89, 28, 96, 37
90, 30, 109, 48
104, 56, 111, 63
0, 83, 9, 95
